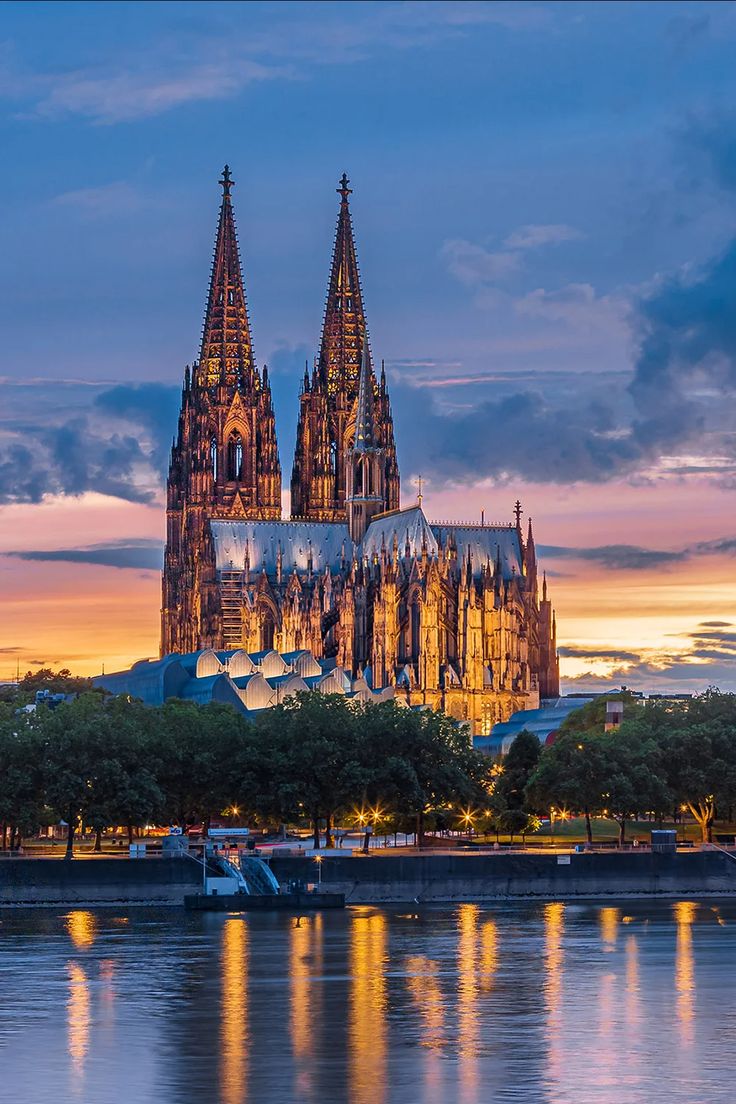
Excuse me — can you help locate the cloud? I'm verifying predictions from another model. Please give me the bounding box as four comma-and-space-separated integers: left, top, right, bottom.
51, 181, 146, 218
539, 537, 736, 572
3, 3, 549, 125
539, 544, 687, 571
33, 60, 284, 125
504, 224, 582, 250
560, 623, 736, 694
0, 381, 179, 505
392, 380, 645, 486
515, 283, 626, 334
442, 222, 582, 291
6, 539, 164, 571
441, 240, 521, 285
558, 646, 641, 664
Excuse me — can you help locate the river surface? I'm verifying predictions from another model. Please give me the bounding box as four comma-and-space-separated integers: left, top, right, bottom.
1, 899, 734, 1104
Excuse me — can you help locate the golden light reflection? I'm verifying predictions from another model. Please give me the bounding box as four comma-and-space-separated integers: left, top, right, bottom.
599, 907, 620, 948
406, 955, 445, 1049
290, 914, 323, 1096
221, 918, 248, 1104
67, 962, 90, 1082
65, 910, 97, 949
625, 935, 640, 1027
405, 954, 445, 1104
674, 900, 697, 1044
457, 904, 480, 1103
349, 911, 387, 1104
543, 902, 565, 1084
479, 918, 497, 992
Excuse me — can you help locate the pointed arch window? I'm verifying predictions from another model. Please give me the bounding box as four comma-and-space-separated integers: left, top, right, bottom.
227, 432, 244, 481
210, 436, 218, 480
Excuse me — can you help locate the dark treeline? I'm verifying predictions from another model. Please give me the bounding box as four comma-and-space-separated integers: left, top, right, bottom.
0, 690, 495, 858
525, 690, 736, 843
2, 678, 734, 857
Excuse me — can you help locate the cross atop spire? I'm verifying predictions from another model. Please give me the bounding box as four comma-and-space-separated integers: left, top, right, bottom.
219, 164, 234, 197
318, 173, 367, 397
199, 165, 255, 386
338, 172, 352, 202
514, 499, 523, 528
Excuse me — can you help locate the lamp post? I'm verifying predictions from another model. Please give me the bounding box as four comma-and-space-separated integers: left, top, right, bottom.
314, 854, 323, 887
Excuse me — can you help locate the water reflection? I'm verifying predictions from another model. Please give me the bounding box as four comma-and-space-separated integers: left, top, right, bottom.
599, 906, 620, 948
456, 904, 480, 1101
543, 901, 565, 1086
221, 918, 248, 1104
349, 910, 387, 1104
67, 962, 90, 1084
4, 900, 734, 1104
290, 914, 323, 1098
65, 910, 97, 949
674, 901, 697, 1044
405, 955, 445, 1104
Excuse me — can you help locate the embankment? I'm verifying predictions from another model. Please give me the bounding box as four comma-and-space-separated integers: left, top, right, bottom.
0, 856, 201, 907
2, 850, 736, 908
270, 849, 736, 904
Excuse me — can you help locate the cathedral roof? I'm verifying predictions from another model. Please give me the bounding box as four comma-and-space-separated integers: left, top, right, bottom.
210, 519, 351, 574
198, 165, 256, 386
362, 505, 437, 560
432, 523, 523, 580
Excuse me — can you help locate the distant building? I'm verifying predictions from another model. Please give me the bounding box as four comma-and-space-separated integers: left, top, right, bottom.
475, 697, 595, 757
160, 167, 560, 735
94, 648, 395, 718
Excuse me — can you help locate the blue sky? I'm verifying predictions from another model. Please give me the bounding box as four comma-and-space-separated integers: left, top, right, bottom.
1, 0, 736, 690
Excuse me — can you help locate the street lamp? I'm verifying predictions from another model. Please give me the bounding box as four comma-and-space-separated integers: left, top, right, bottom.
314, 854, 323, 886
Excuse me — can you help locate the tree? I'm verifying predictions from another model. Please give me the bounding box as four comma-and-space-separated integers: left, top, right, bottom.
253, 693, 365, 849
0, 705, 45, 850
493, 730, 541, 841
361, 704, 494, 847
155, 700, 252, 832
19, 668, 93, 695
37, 694, 114, 858
527, 730, 610, 843
659, 690, 736, 842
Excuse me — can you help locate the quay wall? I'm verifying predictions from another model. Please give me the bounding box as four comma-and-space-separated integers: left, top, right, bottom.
269, 850, 736, 904
0, 856, 201, 907
2, 851, 736, 907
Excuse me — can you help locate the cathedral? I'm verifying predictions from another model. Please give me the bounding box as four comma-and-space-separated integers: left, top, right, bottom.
161, 167, 559, 735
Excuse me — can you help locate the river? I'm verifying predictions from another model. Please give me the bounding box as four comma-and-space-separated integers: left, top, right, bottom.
1, 900, 734, 1103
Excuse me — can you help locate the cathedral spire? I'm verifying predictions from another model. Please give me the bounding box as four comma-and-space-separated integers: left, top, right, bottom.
353, 340, 376, 452
318, 172, 367, 397
199, 165, 256, 386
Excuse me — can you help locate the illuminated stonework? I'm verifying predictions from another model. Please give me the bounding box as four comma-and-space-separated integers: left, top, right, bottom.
161, 169, 560, 733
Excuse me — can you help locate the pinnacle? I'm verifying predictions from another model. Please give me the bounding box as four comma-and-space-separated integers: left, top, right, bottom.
199, 166, 256, 388
318, 173, 367, 398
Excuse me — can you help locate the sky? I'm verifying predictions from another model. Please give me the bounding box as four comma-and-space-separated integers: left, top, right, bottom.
1, 0, 736, 692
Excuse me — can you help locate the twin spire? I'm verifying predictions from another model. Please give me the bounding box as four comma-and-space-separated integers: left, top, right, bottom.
319, 172, 367, 398
199, 165, 256, 386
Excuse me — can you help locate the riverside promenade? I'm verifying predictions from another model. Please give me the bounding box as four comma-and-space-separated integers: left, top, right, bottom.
2, 848, 736, 907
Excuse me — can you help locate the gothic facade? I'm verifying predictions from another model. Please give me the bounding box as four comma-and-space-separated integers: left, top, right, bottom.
161, 168, 559, 734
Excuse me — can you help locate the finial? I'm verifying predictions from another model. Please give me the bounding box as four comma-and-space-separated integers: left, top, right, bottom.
220, 164, 234, 197
338, 172, 352, 202
415, 474, 424, 507
514, 499, 522, 528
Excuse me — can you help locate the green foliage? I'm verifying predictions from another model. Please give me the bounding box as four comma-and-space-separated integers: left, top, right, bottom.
527, 691, 736, 843
19, 668, 94, 695
3, 682, 735, 852
491, 729, 541, 840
